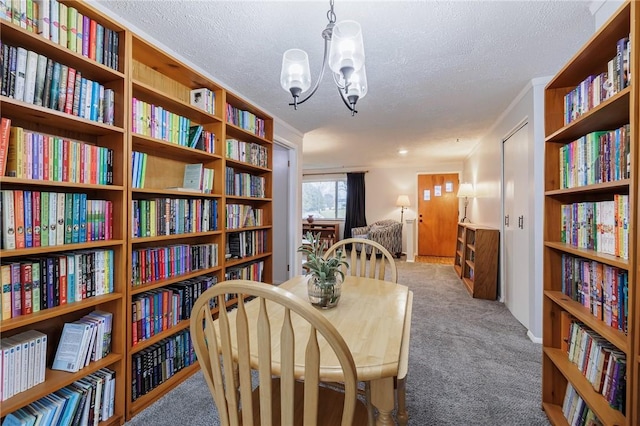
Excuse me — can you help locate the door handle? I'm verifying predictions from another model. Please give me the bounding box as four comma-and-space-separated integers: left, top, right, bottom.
504, 215, 509, 227
518, 215, 524, 229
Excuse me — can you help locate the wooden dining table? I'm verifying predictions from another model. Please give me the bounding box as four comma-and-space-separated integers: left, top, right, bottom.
224, 274, 414, 425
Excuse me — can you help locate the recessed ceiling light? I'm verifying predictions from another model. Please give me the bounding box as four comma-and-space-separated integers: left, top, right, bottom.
398, 149, 408, 155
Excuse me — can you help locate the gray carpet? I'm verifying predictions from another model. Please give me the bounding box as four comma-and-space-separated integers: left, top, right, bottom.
124, 261, 550, 425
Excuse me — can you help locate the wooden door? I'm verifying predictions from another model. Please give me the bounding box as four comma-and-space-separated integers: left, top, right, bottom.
417, 173, 459, 256
503, 123, 530, 328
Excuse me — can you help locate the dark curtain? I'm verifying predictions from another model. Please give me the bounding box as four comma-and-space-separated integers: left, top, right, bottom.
344, 172, 367, 240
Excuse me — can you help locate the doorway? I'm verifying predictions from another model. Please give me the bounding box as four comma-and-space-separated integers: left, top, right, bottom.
502, 122, 530, 328
272, 143, 291, 284
417, 173, 459, 257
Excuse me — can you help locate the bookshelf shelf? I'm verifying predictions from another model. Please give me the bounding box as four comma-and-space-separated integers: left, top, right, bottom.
0, 2, 129, 422
130, 319, 191, 354
225, 225, 272, 233
544, 178, 630, 196
0, 177, 125, 191
225, 252, 273, 268
225, 195, 272, 203
544, 241, 630, 270
130, 231, 221, 244
130, 266, 222, 296
542, 2, 637, 424
132, 187, 222, 198
224, 157, 271, 173
225, 122, 272, 145
132, 134, 222, 161
0, 96, 126, 135
0, 292, 124, 332
0, 239, 126, 258
544, 291, 628, 351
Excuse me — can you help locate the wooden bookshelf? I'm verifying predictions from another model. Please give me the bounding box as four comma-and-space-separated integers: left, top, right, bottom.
542, 2, 638, 424
125, 33, 273, 419
0, 1, 128, 423
454, 223, 498, 300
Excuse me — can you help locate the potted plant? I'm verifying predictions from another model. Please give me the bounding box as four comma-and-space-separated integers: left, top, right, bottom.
298, 231, 348, 308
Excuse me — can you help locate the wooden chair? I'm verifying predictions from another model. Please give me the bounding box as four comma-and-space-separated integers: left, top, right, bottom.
324, 238, 404, 425
324, 237, 398, 284
189, 280, 369, 426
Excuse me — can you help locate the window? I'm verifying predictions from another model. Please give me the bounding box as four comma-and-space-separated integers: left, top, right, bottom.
302, 179, 347, 220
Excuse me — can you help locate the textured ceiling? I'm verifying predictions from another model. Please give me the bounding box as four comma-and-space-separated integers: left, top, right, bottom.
94, 0, 595, 170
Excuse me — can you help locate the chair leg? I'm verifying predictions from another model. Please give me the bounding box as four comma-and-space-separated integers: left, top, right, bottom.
365, 382, 375, 426
396, 377, 407, 426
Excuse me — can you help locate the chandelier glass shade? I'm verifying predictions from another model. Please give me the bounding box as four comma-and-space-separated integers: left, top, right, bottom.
280, 0, 367, 115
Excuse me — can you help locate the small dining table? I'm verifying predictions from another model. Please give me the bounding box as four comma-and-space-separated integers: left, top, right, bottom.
228, 274, 413, 425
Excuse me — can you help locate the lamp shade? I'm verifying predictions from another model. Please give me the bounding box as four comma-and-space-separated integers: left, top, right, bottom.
396, 195, 410, 208
280, 49, 311, 93
457, 183, 474, 198
328, 20, 365, 79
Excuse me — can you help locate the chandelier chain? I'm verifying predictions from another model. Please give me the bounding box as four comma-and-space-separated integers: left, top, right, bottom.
327, 0, 336, 23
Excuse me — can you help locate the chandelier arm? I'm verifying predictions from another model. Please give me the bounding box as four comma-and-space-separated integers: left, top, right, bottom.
289, 36, 331, 107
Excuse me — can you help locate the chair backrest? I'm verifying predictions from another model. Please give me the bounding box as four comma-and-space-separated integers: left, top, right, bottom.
190, 280, 359, 426
324, 238, 398, 283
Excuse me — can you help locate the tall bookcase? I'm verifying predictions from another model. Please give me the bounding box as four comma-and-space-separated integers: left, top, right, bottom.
124, 34, 273, 419
0, 1, 128, 423
542, 2, 638, 425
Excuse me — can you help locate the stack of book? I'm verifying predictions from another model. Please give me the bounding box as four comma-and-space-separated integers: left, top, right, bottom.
51, 310, 113, 373
1, 330, 47, 401
190, 88, 215, 114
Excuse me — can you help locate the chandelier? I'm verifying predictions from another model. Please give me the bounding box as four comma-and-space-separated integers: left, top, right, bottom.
279, 0, 367, 116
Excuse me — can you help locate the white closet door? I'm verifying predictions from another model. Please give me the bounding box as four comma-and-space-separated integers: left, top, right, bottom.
503, 123, 530, 328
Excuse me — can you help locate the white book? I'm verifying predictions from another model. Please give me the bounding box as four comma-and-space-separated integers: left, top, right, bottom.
85, 313, 105, 361
21, 329, 46, 385
2, 190, 16, 250
48, 191, 57, 246
14, 47, 28, 101
2, 336, 24, 393
23, 50, 39, 104
51, 322, 90, 372
598, 200, 616, 255
182, 163, 204, 191
0, 340, 14, 401
77, 318, 97, 367
35, 0, 50, 39
56, 192, 65, 246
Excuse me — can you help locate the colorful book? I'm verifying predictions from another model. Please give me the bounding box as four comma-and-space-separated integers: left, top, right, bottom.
13, 190, 25, 249
0, 117, 11, 177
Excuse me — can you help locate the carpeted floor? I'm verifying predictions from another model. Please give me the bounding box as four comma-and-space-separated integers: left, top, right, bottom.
124, 261, 550, 426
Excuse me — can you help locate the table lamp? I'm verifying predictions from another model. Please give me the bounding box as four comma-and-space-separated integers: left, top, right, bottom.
396, 195, 410, 223
457, 183, 474, 223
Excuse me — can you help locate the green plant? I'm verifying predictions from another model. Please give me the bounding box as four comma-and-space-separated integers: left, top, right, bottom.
298, 231, 348, 283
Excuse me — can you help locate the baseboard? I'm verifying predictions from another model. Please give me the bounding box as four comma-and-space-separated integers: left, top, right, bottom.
527, 330, 542, 344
